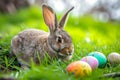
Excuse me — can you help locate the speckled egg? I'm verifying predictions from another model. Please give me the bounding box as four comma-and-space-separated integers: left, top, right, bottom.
81, 56, 99, 70
88, 52, 107, 68
66, 61, 92, 77
108, 52, 120, 65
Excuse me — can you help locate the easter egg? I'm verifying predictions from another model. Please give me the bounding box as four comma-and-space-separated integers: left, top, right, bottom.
88, 52, 107, 68
81, 56, 99, 70
108, 52, 120, 65
66, 61, 92, 77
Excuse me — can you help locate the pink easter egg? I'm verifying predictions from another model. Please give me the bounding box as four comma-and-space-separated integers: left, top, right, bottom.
81, 56, 99, 70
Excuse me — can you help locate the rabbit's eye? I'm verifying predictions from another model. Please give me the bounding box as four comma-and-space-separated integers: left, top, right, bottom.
57, 36, 62, 43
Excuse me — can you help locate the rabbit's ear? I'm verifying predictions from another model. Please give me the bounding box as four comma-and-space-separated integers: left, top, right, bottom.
59, 7, 74, 29
42, 4, 57, 33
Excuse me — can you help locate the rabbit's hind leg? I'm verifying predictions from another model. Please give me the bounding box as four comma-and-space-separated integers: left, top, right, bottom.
11, 36, 30, 69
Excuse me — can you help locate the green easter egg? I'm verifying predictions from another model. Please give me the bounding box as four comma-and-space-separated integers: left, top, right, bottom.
88, 52, 107, 68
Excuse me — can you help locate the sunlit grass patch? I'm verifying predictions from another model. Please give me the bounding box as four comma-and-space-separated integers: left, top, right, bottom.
0, 6, 120, 79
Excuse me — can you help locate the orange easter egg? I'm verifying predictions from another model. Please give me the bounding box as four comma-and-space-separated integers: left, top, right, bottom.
66, 61, 92, 77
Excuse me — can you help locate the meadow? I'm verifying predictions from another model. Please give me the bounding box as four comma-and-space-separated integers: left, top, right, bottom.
0, 6, 120, 80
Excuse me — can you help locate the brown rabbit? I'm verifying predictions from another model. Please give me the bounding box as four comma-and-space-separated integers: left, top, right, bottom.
11, 4, 74, 67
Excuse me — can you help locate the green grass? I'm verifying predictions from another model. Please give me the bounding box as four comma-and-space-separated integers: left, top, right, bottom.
0, 6, 120, 80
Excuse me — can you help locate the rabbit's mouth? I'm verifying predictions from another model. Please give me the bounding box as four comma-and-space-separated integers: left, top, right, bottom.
58, 52, 71, 59
58, 52, 72, 57
58, 52, 73, 60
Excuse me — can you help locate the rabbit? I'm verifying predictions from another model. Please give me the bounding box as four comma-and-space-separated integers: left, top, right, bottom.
11, 3, 74, 67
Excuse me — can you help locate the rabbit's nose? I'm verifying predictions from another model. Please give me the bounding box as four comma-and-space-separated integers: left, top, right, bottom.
65, 49, 72, 56
61, 45, 74, 56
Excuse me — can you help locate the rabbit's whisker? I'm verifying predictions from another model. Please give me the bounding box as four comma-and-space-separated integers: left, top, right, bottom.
58, 52, 66, 56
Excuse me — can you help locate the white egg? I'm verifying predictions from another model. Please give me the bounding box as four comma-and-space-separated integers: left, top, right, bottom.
108, 52, 120, 65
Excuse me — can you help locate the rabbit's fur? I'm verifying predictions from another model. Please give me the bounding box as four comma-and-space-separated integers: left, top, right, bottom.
11, 4, 74, 67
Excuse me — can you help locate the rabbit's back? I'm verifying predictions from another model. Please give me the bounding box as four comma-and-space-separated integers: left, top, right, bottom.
18, 29, 47, 39
11, 29, 49, 64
